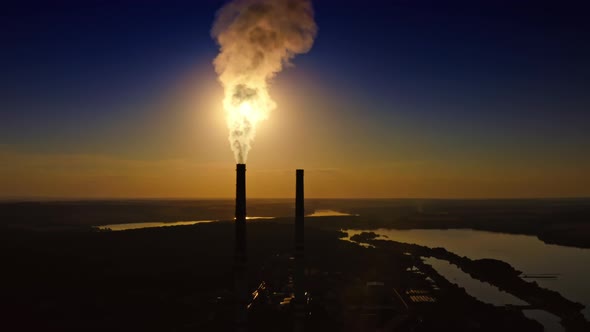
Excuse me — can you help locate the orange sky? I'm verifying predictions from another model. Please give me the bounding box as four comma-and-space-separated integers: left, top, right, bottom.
2, 146, 589, 199
2, 67, 589, 199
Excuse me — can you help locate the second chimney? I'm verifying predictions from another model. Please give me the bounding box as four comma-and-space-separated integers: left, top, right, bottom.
294, 169, 305, 330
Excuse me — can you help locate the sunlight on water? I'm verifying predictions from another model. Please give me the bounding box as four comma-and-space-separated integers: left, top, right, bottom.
425, 257, 564, 332
345, 228, 590, 323
98, 220, 216, 231
307, 209, 358, 217
99, 216, 276, 231
423, 257, 526, 306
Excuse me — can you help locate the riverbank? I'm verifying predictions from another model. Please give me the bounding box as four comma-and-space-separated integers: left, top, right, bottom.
350, 231, 590, 331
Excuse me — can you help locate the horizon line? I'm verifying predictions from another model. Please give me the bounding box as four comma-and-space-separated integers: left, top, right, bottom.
1, 196, 590, 202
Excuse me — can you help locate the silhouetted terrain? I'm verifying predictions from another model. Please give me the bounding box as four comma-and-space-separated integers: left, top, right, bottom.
2, 199, 590, 247
1, 220, 551, 331
2, 199, 590, 330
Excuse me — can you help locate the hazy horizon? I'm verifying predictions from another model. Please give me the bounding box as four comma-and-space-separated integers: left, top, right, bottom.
2, 196, 590, 202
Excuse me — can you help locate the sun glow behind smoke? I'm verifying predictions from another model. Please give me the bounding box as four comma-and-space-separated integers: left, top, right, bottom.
212, 0, 317, 163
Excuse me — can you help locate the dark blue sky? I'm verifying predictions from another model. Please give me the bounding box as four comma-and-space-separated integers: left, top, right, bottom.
1, 0, 590, 198
3, 0, 589, 138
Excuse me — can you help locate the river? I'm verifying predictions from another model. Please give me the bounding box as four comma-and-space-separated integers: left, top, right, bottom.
346, 228, 590, 331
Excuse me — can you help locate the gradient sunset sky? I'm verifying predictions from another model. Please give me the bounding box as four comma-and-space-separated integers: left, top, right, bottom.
1, 0, 589, 199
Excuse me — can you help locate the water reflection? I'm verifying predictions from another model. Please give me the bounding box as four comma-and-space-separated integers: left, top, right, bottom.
98, 220, 216, 231
423, 257, 526, 306
426, 257, 564, 332
307, 209, 358, 217
522, 310, 564, 332
346, 228, 590, 321
98, 216, 277, 231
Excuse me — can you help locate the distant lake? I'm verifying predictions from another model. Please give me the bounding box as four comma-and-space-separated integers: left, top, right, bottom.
346, 228, 590, 331
307, 209, 358, 217
97, 216, 279, 231
97, 220, 217, 231
97, 209, 354, 231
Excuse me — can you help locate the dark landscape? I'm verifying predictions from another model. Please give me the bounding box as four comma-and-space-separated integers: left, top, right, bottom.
3, 198, 590, 247
2, 199, 590, 331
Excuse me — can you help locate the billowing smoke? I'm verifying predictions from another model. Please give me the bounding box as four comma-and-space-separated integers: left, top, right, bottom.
212, 0, 317, 163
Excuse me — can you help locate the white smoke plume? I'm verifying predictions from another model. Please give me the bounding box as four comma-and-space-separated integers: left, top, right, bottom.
212, 0, 317, 163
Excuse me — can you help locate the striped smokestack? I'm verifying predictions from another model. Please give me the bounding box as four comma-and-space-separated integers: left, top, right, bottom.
235, 164, 247, 331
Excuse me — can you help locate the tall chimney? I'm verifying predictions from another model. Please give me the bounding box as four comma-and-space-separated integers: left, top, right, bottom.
295, 169, 304, 264
294, 169, 305, 330
235, 164, 247, 331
